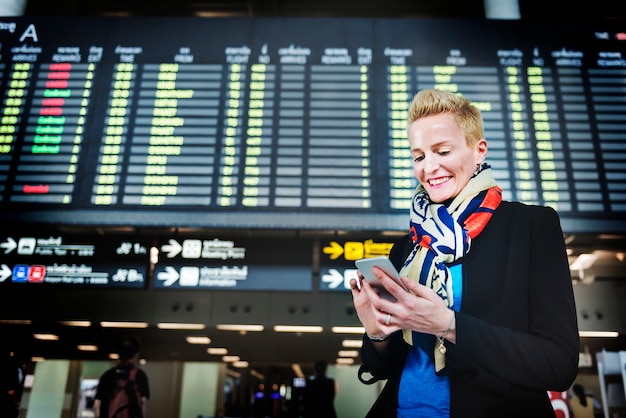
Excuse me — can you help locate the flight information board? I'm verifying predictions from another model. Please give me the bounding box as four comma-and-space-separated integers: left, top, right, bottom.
0, 16, 624, 233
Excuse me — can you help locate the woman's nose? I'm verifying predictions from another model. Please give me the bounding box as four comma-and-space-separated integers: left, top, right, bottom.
423, 155, 439, 173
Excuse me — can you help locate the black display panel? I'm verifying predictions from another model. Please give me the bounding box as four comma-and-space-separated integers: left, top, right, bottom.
0, 17, 625, 233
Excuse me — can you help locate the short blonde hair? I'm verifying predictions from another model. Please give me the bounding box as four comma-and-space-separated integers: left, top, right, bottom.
407, 89, 484, 146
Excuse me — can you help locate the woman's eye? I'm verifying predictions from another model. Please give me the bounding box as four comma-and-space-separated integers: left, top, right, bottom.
413, 155, 424, 162
438, 149, 451, 156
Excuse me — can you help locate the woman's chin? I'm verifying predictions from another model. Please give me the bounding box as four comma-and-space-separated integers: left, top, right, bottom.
427, 188, 454, 203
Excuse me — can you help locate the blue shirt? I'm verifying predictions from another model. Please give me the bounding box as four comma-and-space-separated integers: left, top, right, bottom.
397, 264, 462, 418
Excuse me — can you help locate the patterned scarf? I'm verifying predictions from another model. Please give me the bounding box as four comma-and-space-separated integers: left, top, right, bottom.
399, 163, 502, 345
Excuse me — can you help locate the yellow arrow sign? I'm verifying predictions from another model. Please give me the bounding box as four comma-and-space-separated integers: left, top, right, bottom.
322, 241, 344, 259
323, 240, 395, 261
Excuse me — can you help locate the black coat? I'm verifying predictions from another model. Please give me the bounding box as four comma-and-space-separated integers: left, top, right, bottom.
359, 202, 580, 418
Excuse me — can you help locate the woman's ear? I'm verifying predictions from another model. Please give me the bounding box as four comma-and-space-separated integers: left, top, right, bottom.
475, 138, 488, 162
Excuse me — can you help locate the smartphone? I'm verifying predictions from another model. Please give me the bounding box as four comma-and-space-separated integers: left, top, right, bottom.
355, 256, 408, 300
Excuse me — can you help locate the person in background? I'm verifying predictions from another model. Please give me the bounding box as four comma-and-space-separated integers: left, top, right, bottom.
94, 337, 150, 418
569, 383, 595, 418
350, 89, 580, 418
0, 347, 21, 418
302, 360, 338, 418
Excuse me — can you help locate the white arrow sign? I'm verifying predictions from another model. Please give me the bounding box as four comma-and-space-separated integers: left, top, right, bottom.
161, 239, 182, 258
0, 264, 11, 282
322, 268, 344, 289
157, 266, 179, 286
0, 237, 17, 254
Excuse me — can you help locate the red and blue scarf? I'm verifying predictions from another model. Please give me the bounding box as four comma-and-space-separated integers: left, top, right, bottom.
399, 163, 502, 345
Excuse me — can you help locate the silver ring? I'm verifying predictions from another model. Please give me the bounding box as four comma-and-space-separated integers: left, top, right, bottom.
385, 313, 391, 325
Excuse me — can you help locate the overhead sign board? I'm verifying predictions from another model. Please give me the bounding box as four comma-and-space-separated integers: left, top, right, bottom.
0, 234, 149, 288
153, 236, 313, 290
319, 238, 396, 292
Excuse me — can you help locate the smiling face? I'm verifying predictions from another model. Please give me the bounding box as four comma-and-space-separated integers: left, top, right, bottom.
409, 112, 488, 203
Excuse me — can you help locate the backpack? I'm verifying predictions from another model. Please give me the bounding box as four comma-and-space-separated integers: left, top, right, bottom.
108, 366, 143, 418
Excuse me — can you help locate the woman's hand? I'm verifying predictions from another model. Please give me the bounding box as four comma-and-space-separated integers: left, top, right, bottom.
350, 271, 396, 339
351, 266, 455, 343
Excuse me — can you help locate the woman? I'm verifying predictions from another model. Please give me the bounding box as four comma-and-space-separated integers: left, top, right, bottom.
350, 89, 579, 418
